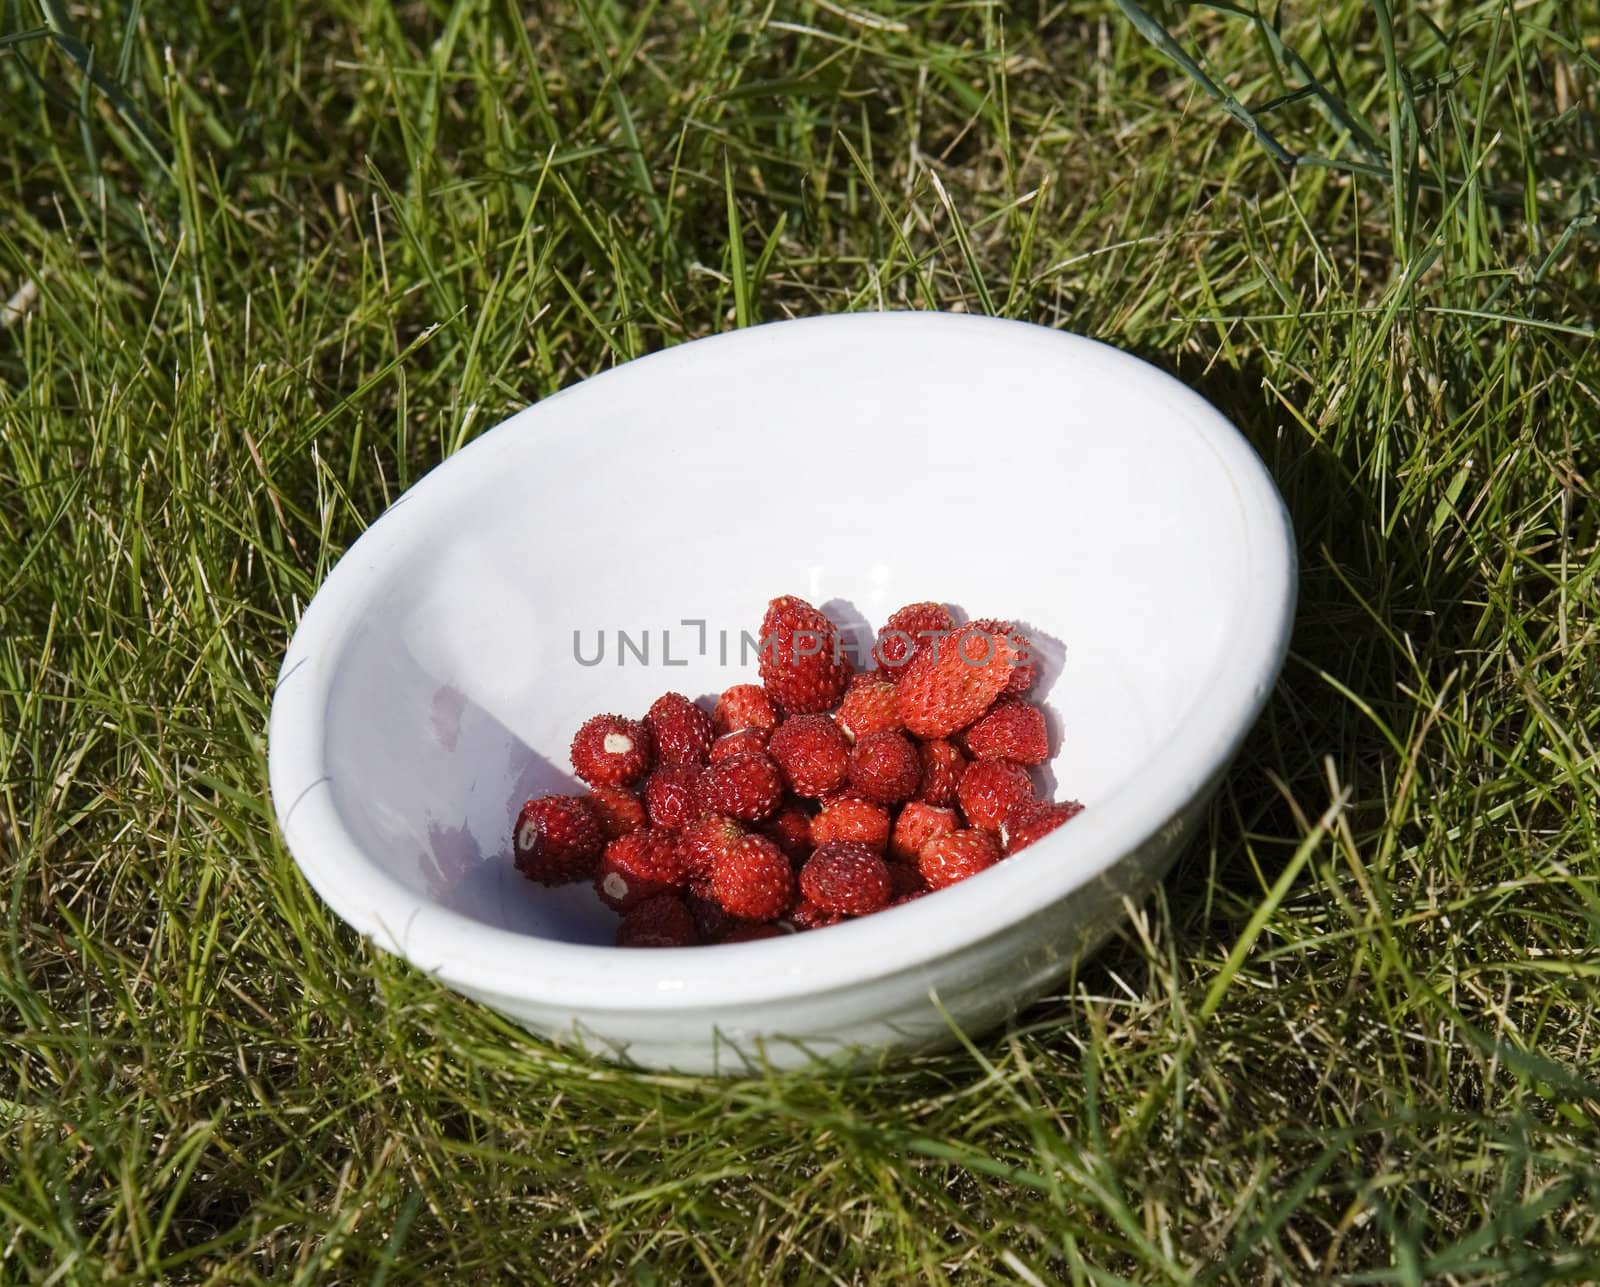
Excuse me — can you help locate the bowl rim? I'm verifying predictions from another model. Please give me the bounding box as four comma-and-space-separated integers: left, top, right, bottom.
267, 311, 1296, 1011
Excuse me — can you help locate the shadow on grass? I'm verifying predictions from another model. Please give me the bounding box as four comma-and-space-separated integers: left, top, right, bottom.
1044, 344, 1485, 1001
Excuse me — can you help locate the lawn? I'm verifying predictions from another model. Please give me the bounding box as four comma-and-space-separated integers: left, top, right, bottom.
3, 0, 1598, 1280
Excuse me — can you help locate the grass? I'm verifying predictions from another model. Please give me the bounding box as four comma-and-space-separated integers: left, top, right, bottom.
2, 0, 1598, 1279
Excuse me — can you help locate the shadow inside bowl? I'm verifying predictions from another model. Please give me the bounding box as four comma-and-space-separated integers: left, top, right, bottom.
328, 628, 623, 946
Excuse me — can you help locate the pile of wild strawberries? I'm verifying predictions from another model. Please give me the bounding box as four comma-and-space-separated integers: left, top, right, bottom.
512, 596, 1083, 946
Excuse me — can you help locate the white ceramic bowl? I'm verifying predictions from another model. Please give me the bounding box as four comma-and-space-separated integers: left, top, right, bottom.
268, 312, 1295, 1073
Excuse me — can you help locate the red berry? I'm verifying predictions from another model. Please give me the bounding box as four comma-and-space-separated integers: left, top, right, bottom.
1001, 798, 1085, 855
695, 752, 784, 821
887, 860, 928, 902
767, 714, 851, 797
712, 683, 779, 737
915, 739, 969, 807
874, 602, 954, 680
897, 625, 1022, 738
757, 595, 852, 714
847, 730, 922, 805
710, 832, 794, 920
678, 814, 746, 888
785, 897, 845, 930
616, 894, 698, 947
643, 761, 704, 830
709, 727, 770, 763
594, 828, 684, 911
967, 618, 1034, 695
570, 714, 653, 787
919, 829, 1001, 890
964, 697, 1050, 765
512, 795, 604, 884
721, 922, 785, 943
645, 692, 714, 765
957, 759, 1035, 831
889, 801, 959, 862
761, 803, 815, 863
685, 888, 739, 941
810, 796, 890, 850
586, 785, 647, 841
800, 841, 891, 916
836, 678, 903, 742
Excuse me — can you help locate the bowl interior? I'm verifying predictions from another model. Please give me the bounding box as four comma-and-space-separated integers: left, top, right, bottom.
310, 318, 1254, 946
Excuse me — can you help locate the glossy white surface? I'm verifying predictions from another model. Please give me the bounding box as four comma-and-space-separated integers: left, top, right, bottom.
267, 313, 1295, 1073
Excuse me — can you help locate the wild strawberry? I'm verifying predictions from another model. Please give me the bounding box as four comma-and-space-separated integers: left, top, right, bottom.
887, 860, 928, 902
685, 887, 739, 941
897, 625, 1021, 738
957, 759, 1035, 831
968, 618, 1034, 695
919, 829, 1001, 890
645, 692, 714, 765
810, 796, 890, 851
616, 894, 698, 947
594, 828, 684, 911
709, 727, 770, 763
817, 783, 866, 805
710, 832, 794, 920
695, 752, 784, 821
964, 697, 1050, 765
889, 801, 959, 862
586, 785, 647, 841
767, 714, 850, 797
722, 922, 785, 943
761, 803, 815, 863
800, 841, 891, 916
757, 595, 852, 714
643, 761, 704, 830
1001, 798, 1085, 854
678, 814, 746, 888
784, 897, 845, 931
915, 739, 969, 807
874, 601, 954, 680
713, 683, 778, 737
847, 730, 922, 805
570, 714, 654, 786
512, 795, 603, 884
836, 678, 903, 742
